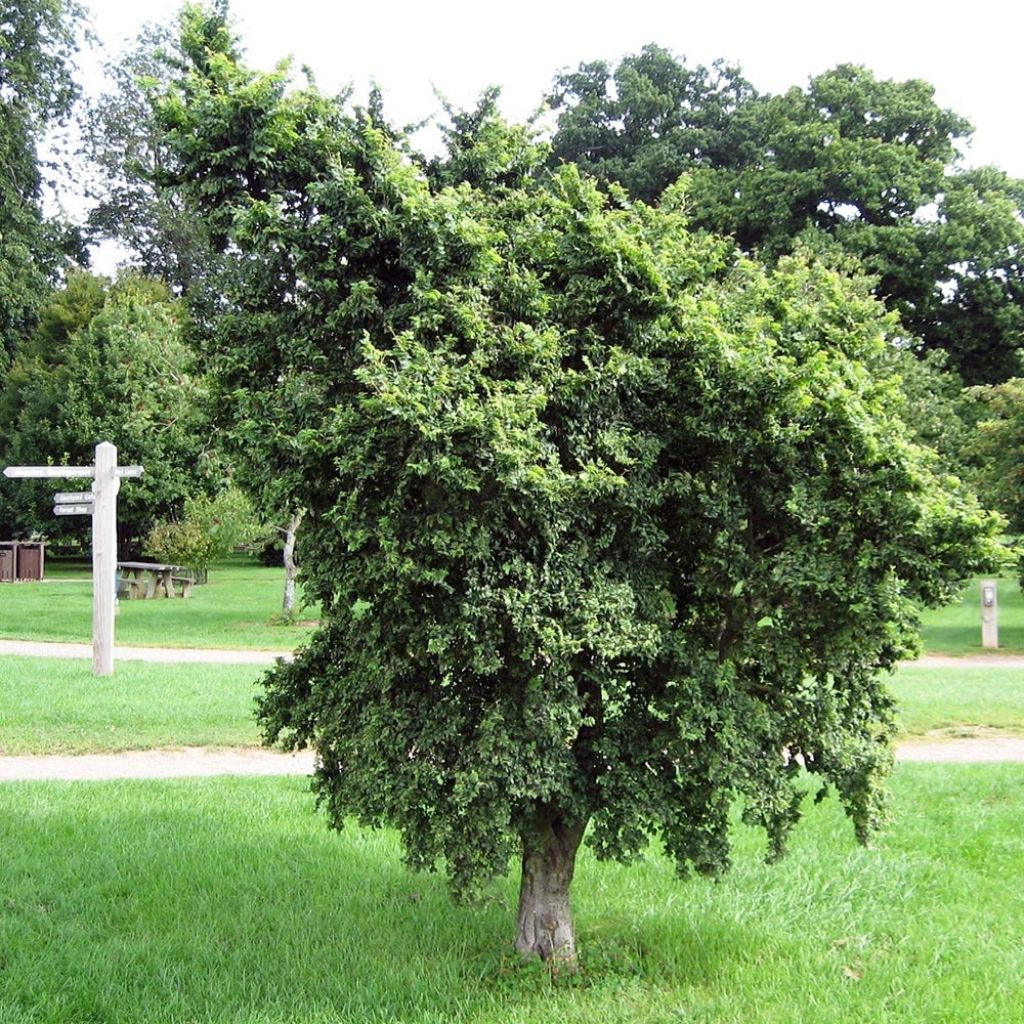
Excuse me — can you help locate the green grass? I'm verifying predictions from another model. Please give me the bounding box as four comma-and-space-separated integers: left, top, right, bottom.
0, 554, 317, 650
918, 575, 1024, 654
0, 656, 265, 754
0, 766, 1021, 1022
3, 658, 1024, 758
4, 559, 1024, 657
889, 664, 1024, 739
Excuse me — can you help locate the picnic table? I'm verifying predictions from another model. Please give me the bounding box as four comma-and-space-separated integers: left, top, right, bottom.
117, 561, 193, 599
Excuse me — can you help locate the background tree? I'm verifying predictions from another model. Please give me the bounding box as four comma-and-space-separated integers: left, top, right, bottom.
0, 272, 218, 550
81, 20, 219, 294
549, 54, 1024, 386
546, 43, 755, 203
148, 10, 999, 963
145, 483, 260, 578
0, 0, 87, 366
968, 379, 1024, 534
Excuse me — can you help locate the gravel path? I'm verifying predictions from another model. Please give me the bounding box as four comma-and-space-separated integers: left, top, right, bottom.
0, 638, 291, 664
1, 739, 1023, 782
905, 654, 1024, 668
7, 639, 1024, 668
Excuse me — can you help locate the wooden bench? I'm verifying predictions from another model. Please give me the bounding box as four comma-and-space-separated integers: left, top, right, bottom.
117, 561, 191, 599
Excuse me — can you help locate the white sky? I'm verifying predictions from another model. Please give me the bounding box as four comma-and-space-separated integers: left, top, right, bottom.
77, 0, 1024, 178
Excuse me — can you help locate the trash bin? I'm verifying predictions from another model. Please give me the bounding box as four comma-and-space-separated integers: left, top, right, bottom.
16, 542, 44, 580
0, 541, 45, 581
0, 543, 15, 582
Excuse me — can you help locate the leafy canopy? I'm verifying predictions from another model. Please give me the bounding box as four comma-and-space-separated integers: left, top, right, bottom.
0, 0, 86, 365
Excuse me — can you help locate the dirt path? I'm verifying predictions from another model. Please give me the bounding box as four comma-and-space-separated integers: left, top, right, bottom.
7, 639, 1024, 668
2, 739, 1023, 782
0, 747, 315, 781
0, 638, 291, 664
905, 654, 1024, 668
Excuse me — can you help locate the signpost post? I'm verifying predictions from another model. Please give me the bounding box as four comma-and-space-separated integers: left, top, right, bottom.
3, 442, 143, 676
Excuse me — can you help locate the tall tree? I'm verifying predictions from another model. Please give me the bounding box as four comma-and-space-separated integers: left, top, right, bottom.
547, 43, 755, 203
81, 21, 219, 294
0, 272, 216, 549
550, 53, 1024, 385
148, 11, 999, 963
0, 0, 86, 365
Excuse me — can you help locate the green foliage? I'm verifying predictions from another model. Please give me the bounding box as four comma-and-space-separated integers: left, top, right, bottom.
143, 517, 212, 569
82, 21, 220, 293
551, 52, 1024, 386
547, 44, 755, 203
968, 379, 1024, 533
0, 0, 86, 364
145, 485, 261, 570
0, 273, 216, 546
144, 11, 999, 937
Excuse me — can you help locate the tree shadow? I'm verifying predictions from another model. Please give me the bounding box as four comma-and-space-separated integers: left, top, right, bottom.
0, 776, 751, 1023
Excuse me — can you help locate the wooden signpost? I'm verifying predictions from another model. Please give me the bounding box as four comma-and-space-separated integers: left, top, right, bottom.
3, 442, 143, 676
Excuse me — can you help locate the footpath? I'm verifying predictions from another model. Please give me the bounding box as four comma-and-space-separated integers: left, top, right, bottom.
3, 640, 1024, 781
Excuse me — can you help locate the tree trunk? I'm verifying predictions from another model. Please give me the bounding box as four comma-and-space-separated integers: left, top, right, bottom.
514, 813, 586, 964
281, 509, 304, 617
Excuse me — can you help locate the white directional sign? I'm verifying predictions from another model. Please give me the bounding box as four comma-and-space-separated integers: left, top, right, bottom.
4, 443, 143, 676
54, 504, 94, 516
3, 465, 94, 479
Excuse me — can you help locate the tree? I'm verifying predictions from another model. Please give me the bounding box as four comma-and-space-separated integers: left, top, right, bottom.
0, 0, 87, 365
547, 43, 755, 204
968, 379, 1024, 534
81, 20, 220, 294
147, 12, 999, 962
145, 484, 260, 577
0, 273, 217, 549
551, 53, 1024, 386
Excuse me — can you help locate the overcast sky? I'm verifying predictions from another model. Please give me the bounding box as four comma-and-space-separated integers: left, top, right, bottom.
75, 0, 1023, 184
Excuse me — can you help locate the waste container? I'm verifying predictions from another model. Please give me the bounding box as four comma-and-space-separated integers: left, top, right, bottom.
0, 541, 45, 581
16, 542, 44, 580
0, 543, 15, 582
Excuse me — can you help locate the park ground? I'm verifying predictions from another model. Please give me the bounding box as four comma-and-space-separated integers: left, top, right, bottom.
1, 559, 1023, 1021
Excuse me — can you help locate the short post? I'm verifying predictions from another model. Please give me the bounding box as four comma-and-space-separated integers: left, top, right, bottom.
981, 579, 998, 650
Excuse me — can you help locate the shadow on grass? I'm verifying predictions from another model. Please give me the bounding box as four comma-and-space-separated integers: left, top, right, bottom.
0, 776, 740, 1024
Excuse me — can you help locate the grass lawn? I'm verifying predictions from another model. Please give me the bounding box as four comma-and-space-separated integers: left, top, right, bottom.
2, 657, 1024, 757
0, 656, 265, 754
0, 555, 317, 650
889, 664, 1024, 739
0, 765, 1020, 1023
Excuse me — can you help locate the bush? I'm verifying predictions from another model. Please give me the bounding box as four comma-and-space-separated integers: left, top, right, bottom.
144, 486, 260, 572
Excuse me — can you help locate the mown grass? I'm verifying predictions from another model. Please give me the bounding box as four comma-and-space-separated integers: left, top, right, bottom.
0, 655, 266, 754
0, 766, 1021, 1023
891, 664, 1024, 739
4, 558, 1024, 656
0, 555, 317, 650
2, 657, 1023, 757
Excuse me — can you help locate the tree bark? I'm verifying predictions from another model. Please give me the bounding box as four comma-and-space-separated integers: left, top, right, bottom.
281, 508, 304, 617
514, 813, 586, 963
